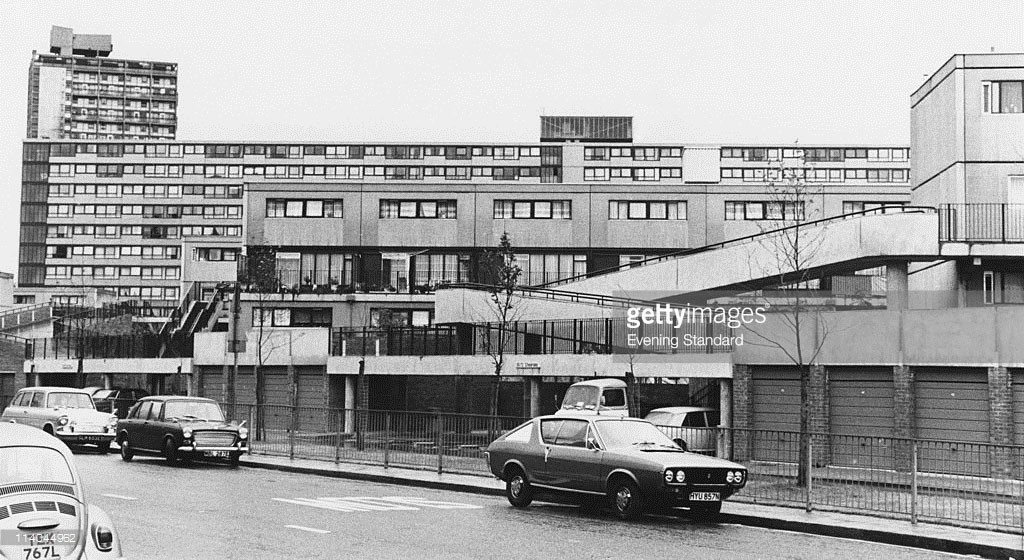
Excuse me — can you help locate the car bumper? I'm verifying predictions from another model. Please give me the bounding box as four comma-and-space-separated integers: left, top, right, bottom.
177, 444, 247, 452
56, 432, 116, 444
656, 484, 742, 503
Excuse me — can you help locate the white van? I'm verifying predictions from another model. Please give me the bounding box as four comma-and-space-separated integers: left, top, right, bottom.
554, 379, 629, 417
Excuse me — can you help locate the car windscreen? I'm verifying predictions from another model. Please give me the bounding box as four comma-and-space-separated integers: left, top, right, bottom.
594, 419, 681, 449
46, 392, 95, 409
644, 411, 677, 426
93, 390, 117, 400
561, 386, 598, 409
0, 446, 75, 484
162, 401, 225, 422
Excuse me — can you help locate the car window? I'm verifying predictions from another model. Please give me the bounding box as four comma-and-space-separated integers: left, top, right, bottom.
163, 401, 225, 421
135, 401, 153, 420
540, 419, 564, 444
602, 389, 626, 408
682, 412, 707, 428
0, 447, 75, 484
11, 392, 26, 407
554, 420, 589, 447
706, 410, 721, 426
30, 392, 44, 407
94, 390, 116, 400
47, 392, 95, 409
561, 386, 598, 410
644, 411, 674, 426
503, 422, 533, 443
149, 402, 164, 420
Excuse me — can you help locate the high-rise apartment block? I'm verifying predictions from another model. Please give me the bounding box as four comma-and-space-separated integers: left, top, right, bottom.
26, 26, 177, 141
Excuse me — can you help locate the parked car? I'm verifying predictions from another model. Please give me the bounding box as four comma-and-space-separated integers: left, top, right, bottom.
116, 396, 247, 467
93, 387, 150, 418
644, 407, 721, 455
554, 379, 629, 416
486, 414, 747, 519
1, 387, 117, 453
0, 422, 124, 559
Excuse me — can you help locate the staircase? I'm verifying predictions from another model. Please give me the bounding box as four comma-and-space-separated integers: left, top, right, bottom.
158, 283, 233, 358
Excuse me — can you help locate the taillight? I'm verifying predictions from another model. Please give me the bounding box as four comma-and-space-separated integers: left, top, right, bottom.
93, 524, 114, 552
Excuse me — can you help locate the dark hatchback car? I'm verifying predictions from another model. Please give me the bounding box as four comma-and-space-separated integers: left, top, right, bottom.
116, 396, 247, 467
92, 387, 150, 419
486, 415, 747, 520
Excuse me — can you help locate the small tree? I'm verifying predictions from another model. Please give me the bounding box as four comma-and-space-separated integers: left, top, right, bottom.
242, 245, 287, 440
743, 155, 831, 486
479, 232, 524, 424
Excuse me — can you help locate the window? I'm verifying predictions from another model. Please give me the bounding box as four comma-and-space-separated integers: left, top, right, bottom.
632, 148, 659, 161
725, 201, 805, 221
379, 200, 456, 219
493, 200, 571, 219
609, 201, 687, 220
584, 168, 609, 181
515, 253, 587, 285
493, 147, 519, 160
584, 147, 609, 161
842, 201, 906, 215
267, 199, 342, 218
413, 254, 470, 287
985, 81, 1024, 114
632, 168, 658, 181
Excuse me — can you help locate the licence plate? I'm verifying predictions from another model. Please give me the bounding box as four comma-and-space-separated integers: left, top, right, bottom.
205, 451, 229, 458
689, 492, 720, 502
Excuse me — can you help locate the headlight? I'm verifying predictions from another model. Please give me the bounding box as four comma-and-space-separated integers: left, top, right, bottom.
182, 429, 192, 439
726, 471, 736, 483
675, 470, 686, 483
107, 416, 118, 427
58, 416, 69, 426
664, 469, 673, 482
238, 427, 248, 440
92, 524, 114, 552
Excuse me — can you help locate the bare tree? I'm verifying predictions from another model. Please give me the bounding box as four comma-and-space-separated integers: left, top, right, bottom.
478, 232, 524, 423
743, 154, 831, 485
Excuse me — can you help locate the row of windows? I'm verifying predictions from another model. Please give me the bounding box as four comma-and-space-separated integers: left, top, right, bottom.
253, 308, 333, 328
493, 200, 572, 219
46, 245, 180, 259
193, 248, 240, 261
49, 143, 551, 160
583, 167, 683, 181
45, 266, 180, 279
266, 200, 344, 218
720, 168, 909, 183
47, 204, 242, 219
608, 201, 687, 220
45, 163, 558, 180
583, 147, 683, 161
115, 287, 179, 300
45, 225, 240, 239
724, 201, 807, 221
720, 147, 909, 162
841, 201, 907, 214
379, 200, 457, 219
47, 184, 241, 199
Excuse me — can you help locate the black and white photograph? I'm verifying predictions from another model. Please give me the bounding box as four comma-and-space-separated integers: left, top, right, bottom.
1, 1, 1023, 558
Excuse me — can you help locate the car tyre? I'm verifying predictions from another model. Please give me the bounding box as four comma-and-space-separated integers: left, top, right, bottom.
505, 468, 533, 507
163, 437, 179, 466
96, 441, 110, 454
611, 479, 645, 520
119, 435, 134, 462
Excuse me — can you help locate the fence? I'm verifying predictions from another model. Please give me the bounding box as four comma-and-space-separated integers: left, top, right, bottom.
229, 403, 1024, 534
939, 203, 1024, 242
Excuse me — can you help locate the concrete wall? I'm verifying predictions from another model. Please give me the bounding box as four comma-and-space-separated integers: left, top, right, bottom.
193, 328, 329, 366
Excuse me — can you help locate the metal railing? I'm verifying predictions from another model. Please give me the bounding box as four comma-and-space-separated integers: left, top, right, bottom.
228, 404, 1024, 534
27, 334, 162, 360
939, 203, 1024, 242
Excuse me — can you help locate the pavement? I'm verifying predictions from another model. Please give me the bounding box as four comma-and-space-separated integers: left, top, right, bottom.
240, 452, 1024, 560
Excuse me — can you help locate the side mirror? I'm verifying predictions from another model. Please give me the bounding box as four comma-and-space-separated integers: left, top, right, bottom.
673, 438, 688, 452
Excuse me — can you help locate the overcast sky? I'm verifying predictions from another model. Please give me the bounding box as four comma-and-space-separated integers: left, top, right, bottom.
1, 1, 1022, 280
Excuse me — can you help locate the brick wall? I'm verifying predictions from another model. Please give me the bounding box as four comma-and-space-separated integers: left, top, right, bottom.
808, 364, 830, 467
732, 364, 753, 461
893, 365, 915, 471
988, 366, 1014, 478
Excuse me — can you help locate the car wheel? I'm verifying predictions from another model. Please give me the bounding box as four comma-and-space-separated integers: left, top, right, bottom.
96, 442, 110, 454
505, 468, 533, 507
611, 479, 645, 520
163, 437, 179, 465
690, 501, 722, 521
119, 436, 134, 462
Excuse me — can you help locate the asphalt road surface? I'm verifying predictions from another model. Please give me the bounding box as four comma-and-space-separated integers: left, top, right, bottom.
71, 451, 971, 560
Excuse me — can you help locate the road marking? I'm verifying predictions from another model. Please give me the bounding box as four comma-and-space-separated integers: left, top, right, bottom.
284, 525, 331, 534
273, 496, 483, 514
101, 494, 137, 501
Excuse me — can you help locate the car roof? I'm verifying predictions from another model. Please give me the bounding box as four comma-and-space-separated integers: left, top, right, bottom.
0, 422, 76, 455
568, 379, 627, 389
138, 395, 213, 403
16, 386, 90, 395
646, 407, 717, 414
536, 413, 649, 422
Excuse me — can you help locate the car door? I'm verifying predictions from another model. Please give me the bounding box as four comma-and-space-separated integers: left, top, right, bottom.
133, 401, 155, 450
532, 419, 563, 486
3, 392, 30, 423
26, 391, 46, 429
545, 419, 604, 493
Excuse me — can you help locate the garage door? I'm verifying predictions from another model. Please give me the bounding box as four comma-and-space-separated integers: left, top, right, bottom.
916, 369, 989, 476
751, 368, 800, 463
829, 368, 895, 469
296, 370, 329, 432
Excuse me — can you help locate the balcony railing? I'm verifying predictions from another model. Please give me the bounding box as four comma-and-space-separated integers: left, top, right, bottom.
940, 203, 1024, 243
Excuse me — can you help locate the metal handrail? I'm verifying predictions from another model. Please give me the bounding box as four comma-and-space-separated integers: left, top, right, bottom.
438, 282, 658, 308
538, 206, 937, 288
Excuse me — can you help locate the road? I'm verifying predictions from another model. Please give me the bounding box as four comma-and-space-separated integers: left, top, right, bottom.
72, 452, 970, 560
